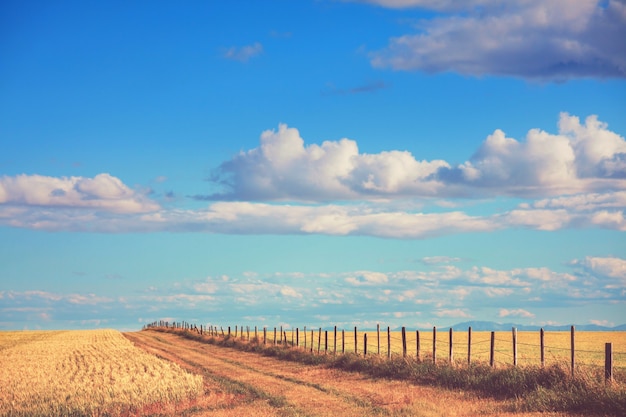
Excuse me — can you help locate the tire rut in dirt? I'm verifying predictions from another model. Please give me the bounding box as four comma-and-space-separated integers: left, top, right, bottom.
127, 331, 389, 417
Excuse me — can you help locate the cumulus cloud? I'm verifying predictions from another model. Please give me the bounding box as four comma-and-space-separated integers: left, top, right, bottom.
0, 173, 159, 213
2, 113, 625, 237
367, 0, 626, 80
222, 42, 263, 62
439, 113, 626, 196
205, 123, 449, 201
207, 113, 626, 202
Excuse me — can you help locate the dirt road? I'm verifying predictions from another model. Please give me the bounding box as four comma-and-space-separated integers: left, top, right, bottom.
124, 330, 573, 417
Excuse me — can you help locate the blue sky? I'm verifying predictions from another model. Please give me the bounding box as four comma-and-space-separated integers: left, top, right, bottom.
1, 0, 625, 331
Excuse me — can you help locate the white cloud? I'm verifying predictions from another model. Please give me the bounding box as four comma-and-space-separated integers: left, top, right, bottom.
513, 267, 576, 283
350, 0, 496, 10
468, 267, 530, 287
345, 271, 389, 286
434, 308, 471, 318
1, 290, 112, 305
208, 113, 626, 202
499, 308, 535, 318
223, 42, 263, 62
573, 256, 626, 285
421, 256, 463, 265
66, 293, 113, 305
150, 294, 215, 306
531, 191, 626, 211
2, 191, 625, 237
590, 319, 613, 327
367, 0, 626, 80
206, 123, 448, 201
468, 266, 577, 290
2, 113, 626, 238
280, 286, 302, 299
441, 113, 626, 196
193, 278, 219, 294
4, 257, 623, 328
0, 173, 159, 213
484, 288, 514, 297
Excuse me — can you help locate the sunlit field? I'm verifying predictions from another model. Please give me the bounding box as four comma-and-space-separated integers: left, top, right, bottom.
244, 326, 626, 370
0, 329, 202, 417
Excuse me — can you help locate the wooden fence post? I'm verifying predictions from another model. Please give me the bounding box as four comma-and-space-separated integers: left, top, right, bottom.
354, 327, 358, 354
402, 327, 407, 358
512, 327, 517, 367
571, 325, 575, 376
416, 330, 420, 361
490, 331, 495, 367
310, 330, 313, 353
274, 327, 277, 345
325, 330, 328, 354
334, 326, 337, 354
342, 329, 345, 354
304, 326, 307, 349
377, 324, 380, 355
539, 327, 546, 368
296, 328, 299, 348
605, 343, 613, 383
228, 326, 231, 337
433, 326, 437, 365
468, 326, 472, 366
263, 327, 267, 345
449, 328, 453, 364
387, 326, 391, 359
255, 326, 258, 340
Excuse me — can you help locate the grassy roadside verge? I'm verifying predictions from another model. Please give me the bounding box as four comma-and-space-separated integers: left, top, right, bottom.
150, 328, 626, 416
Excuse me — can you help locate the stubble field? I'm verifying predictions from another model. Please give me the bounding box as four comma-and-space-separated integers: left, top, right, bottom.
0, 329, 202, 416
1, 328, 624, 416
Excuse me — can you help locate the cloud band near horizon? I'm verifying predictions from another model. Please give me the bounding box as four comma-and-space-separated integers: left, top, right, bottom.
2, 255, 624, 330
1, 112, 625, 237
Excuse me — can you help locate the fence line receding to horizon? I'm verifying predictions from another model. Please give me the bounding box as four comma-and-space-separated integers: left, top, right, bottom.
144, 321, 624, 383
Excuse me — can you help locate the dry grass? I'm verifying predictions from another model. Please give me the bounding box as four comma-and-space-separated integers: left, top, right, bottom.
0, 329, 203, 417
149, 329, 626, 417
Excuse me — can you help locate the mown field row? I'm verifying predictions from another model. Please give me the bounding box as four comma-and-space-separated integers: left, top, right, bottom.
0, 329, 202, 417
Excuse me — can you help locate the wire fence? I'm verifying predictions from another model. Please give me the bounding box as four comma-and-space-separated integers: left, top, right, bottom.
145, 321, 625, 382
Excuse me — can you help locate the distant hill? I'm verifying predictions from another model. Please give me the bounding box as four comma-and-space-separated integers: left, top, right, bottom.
442, 321, 626, 332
